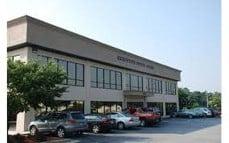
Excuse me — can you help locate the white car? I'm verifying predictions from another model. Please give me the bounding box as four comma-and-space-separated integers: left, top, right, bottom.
106, 112, 141, 130
194, 107, 212, 117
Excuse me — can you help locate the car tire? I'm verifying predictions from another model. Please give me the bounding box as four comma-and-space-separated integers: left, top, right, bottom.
57, 127, 66, 138
92, 125, 100, 134
188, 115, 193, 119
140, 120, 146, 127
117, 122, 125, 130
30, 126, 38, 136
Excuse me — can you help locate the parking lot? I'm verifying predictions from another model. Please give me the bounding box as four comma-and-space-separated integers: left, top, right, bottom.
43, 117, 221, 143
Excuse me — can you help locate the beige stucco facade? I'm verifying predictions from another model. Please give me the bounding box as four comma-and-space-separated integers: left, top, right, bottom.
7, 16, 181, 133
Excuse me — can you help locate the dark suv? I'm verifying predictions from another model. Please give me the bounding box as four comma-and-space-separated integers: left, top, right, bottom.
28, 111, 88, 138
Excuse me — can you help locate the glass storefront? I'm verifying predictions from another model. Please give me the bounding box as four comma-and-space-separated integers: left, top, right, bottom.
127, 102, 143, 108
56, 100, 84, 113
91, 101, 122, 114
147, 102, 164, 115
165, 103, 177, 115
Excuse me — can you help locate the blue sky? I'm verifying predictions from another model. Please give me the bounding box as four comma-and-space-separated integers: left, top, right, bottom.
7, 0, 221, 92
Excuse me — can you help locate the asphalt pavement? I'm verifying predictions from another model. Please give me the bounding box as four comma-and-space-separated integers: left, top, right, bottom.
42, 117, 221, 143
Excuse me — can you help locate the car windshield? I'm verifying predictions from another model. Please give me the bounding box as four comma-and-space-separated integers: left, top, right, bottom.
71, 113, 85, 120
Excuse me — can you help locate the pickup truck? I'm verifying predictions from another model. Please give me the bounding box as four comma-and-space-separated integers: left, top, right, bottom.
127, 108, 161, 127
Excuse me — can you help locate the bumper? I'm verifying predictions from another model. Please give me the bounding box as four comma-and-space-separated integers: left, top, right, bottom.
125, 121, 141, 128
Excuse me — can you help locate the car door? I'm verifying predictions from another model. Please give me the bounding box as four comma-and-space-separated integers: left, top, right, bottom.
36, 115, 50, 132
48, 113, 61, 131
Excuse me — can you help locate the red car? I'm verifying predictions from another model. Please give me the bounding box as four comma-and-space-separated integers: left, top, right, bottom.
127, 108, 161, 126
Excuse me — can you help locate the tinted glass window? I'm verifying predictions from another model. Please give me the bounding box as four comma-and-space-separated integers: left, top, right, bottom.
104, 69, 110, 89
110, 71, 116, 89
71, 113, 85, 120
126, 74, 130, 90
90, 67, 97, 87
116, 72, 122, 90
68, 62, 76, 85
98, 68, 104, 88
58, 60, 67, 84
76, 64, 84, 86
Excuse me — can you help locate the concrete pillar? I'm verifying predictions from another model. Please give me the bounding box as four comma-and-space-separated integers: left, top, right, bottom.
123, 96, 127, 109
84, 100, 91, 114
163, 102, 166, 117
143, 97, 147, 108
16, 109, 35, 133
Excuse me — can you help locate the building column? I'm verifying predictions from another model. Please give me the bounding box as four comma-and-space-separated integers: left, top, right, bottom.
143, 97, 147, 108
16, 109, 35, 133
163, 102, 166, 117
84, 100, 91, 114
123, 96, 127, 109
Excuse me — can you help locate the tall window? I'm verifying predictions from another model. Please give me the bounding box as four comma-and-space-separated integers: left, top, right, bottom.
58, 59, 67, 84
104, 69, 110, 89
116, 72, 122, 90
67, 62, 76, 85
165, 81, 176, 95
76, 64, 84, 86
126, 74, 143, 91
147, 78, 162, 94
110, 71, 116, 89
126, 74, 131, 90
37, 55, 84, 86
98, 68, 104, 88
90, 67, 97, 88
90, 66, 122, 90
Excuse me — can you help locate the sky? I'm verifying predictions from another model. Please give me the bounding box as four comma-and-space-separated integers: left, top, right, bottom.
6, 0, 221, 92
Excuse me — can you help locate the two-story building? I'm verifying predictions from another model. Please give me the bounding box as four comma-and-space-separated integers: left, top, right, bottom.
7, 15, 181, 132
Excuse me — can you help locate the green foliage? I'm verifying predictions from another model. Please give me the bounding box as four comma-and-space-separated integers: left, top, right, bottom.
208, 92, 221, 110
7, 59, 68, 117
178, 88, 221, 110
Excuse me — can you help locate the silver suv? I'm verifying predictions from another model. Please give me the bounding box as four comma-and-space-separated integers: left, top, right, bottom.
28, 111, 88, 138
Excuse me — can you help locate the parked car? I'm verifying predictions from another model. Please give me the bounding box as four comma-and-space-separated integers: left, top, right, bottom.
193, 107, 212, 117
84, 114, 115, 133
170, 109, 200, 119
105, 112, 140, 130
143, 107, 162, 116
208, 108, 221, 117
127, 108, 161, 126
28, 111, 88, 138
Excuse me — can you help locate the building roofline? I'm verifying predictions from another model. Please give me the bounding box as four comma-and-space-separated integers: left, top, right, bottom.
7, 15, 181, 72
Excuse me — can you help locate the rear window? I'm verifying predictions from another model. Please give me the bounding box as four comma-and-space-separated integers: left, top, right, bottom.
71, 113, 85, 120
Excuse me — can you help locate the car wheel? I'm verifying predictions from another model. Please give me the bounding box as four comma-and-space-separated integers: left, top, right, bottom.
203, 113, 207, 118
57, 127, 65, 138
117, 122, 125, 130
92, 125, 100, 134
30, 126, 38, 136
188, 115, 193, 119
140, 120, 146, 127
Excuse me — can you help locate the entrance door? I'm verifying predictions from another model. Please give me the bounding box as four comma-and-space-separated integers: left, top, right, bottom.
127, 102, 143, 108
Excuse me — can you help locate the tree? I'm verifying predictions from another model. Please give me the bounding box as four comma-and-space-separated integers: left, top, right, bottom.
208, 92, 221, 110
178, 87, 221, 110
7, 59, 68, 119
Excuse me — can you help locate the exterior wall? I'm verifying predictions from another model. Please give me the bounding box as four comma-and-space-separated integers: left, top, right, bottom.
7, 47, 29, 62
7, 21, 27, 47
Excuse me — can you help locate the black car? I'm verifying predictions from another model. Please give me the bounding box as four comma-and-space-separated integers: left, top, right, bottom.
208, 108, 221, 117
84, 114, 115, 133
